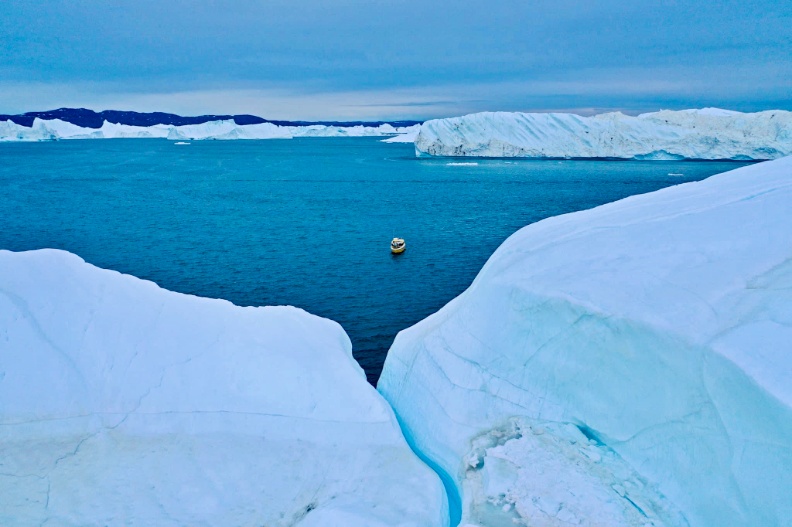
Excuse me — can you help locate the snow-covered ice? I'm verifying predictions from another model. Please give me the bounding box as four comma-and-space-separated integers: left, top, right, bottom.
0, 249, 447, 526
414, 109, 792, 160
379, 156, 792, 527
0, 118, 417, 141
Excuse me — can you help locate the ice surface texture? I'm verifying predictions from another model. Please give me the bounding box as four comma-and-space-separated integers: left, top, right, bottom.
0, 118, 419, 141
379, 157, 792, 527
415, 108, 792, 160
0, 250, 446, 526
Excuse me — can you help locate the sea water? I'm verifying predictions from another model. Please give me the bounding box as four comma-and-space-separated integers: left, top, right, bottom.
0, 138, 750, 383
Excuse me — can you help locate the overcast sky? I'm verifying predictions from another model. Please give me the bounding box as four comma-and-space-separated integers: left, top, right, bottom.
1, 0, 790, 119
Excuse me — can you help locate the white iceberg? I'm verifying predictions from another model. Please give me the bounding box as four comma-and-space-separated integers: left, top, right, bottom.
379, 156, 792, 526
382, 124, 422, 143
165, 119, 294, 140
294, 123, 394, 137
0, 118, 99, 141
98, 121, 172, 139
0, 249, 447, 526
414, 108, 792, 160
0, 118, 416, 142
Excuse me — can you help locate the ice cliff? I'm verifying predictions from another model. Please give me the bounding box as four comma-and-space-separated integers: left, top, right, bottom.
0, 118, 418, 141
378, 156, 792, 527
0, 249, 447, 526
414, 108, 792, 160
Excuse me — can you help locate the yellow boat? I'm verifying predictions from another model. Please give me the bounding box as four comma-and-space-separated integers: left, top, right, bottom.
391, 237, 406, 254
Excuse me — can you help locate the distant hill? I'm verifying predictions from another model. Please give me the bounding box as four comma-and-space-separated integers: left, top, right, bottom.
0, 108, 423, 129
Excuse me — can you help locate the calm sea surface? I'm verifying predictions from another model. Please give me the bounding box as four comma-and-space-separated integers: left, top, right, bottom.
0, 138, 749, 383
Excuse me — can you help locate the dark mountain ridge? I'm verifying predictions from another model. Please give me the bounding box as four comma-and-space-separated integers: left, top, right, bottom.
0, 108, 423, 129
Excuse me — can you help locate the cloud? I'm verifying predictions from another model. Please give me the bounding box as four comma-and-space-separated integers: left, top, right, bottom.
1, 61, 789, 121
0, 0, 789, 118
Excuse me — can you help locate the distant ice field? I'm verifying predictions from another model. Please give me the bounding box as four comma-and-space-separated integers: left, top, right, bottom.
0, 138, 750, 383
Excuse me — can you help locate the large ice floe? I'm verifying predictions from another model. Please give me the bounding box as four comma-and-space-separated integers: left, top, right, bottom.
414, 108, 792, 160
0, 250, 447, 526
379, 156, 792, 527
0, 118, 417, 141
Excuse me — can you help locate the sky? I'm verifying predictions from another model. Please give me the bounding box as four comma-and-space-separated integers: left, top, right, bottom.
1, 0, 790, 120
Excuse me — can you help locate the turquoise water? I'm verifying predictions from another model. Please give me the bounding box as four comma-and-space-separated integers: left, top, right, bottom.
0, 138, 749, 383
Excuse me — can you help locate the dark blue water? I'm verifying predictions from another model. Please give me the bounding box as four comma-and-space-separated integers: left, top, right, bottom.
0, 138, 749, 383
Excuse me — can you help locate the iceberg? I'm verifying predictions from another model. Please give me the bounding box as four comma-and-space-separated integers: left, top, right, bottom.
0, 118, 417, 142
293, 123, 396, 137
0, 118, 97, 141
378, 157, 792, 526
165, 119, 293, 140
414, 109, 792, 160
382, 124, 421, 143
0, 249, 447, 526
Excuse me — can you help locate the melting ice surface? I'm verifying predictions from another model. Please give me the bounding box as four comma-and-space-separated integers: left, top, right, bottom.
0, 138, 750, 384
